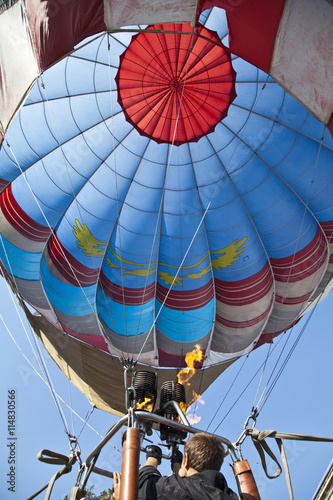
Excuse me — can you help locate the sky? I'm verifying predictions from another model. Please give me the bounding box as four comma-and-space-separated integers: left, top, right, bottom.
0, 275, 332, 500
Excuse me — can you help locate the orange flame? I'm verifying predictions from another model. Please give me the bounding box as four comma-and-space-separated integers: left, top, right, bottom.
187, 390, 202, 407
177, 344, 204, 387
179, 401, 187, 415
136, 397, 153, 412
177, 345, 205, 419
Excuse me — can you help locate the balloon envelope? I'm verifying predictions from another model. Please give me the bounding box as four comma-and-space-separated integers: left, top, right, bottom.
0, 3, 332, 413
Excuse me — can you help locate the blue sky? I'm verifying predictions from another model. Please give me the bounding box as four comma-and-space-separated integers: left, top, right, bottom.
0, 276, 332, 500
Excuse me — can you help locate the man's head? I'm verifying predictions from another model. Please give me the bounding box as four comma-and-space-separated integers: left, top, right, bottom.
178, 432, 225, 476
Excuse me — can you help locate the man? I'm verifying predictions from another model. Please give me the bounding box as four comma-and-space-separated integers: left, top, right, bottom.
137, 432, 238, 499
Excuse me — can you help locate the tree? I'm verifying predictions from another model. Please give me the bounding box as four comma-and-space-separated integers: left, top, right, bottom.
62, 484, 114, 499
99, 489, 113, 498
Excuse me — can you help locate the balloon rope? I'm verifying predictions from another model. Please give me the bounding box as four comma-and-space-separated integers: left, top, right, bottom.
4, 134, 127, 393
75, 407, 94, 443
0, 309, 71, 430
134, 31, 211, 363
0, 254, 48, 378
103, 32, 160, 364
5, 142, 98, 321
251, 130, 328, 413
210, 334, 287, 434
68, 374, 75, 438
106, 32, 129, 360
247, 280, 325, 422
136, 65, 269, 363
0, 278, 70, 435
255, 296, 321, 415
0, 295, 121, 452
217, 88, 328, 417
0, 237, 112, 445
252, 328, 295, 414
38, 74, 106, 319
205, 355, 248, 433
26, 323, 72, 436
0, 247, 70, 434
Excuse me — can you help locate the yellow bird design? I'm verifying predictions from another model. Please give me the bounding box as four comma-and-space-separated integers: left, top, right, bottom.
158, 271, 183, 287
73, 219, 106, 257
105, 257, 156, 277
74, 219, 247, 284
211, 237, 247, 270
184, 264, 212, 280
108, 246, 157, 268
158, 237, 247, 286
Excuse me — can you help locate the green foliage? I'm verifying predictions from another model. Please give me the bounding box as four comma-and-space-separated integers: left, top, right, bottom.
84, 484, 95, 498
99, 489, 113, 496
62, 484, 113, 499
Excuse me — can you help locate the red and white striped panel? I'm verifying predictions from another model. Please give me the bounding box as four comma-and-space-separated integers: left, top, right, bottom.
0, 1, 39, 137
270, 0, 333, 128
211, 0, 333, 134
0, 0, 105, 138
0, 0, 332, 141
104, 0, 199, 30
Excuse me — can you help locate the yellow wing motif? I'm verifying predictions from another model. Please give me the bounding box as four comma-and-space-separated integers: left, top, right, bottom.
73, 219, 106, 257
108, 246, 157, 268
158, 237, 247, 286
124, 266, 156, 277
73, 220, 157, 277
184, 264, 212, 280
158, 271, 183, 287
107, 247, 157, 276
105, 257, 156, 277
74, 218, 247, 281
158, 252, 209, 270
211, 237, 247, 270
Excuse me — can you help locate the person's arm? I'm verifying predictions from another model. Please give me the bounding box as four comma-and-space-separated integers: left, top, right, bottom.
138, 446, 163, 495
141, 456, 160, 468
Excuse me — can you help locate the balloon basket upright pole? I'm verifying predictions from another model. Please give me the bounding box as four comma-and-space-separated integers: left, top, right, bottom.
118, 363, 142, 500
233, 459, 261, 500
119, 426, 141, 500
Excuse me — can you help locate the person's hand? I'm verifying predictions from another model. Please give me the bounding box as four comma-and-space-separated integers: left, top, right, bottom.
171, 448, 183, 467
113, 471, 121, 500
145, 445, 162, 465
171, 448, 183, 474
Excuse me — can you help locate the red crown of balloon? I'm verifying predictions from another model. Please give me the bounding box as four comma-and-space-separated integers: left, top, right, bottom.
116, 23, 236, 146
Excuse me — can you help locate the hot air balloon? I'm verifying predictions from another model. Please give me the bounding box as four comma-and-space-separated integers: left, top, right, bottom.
0, 0, 333, 498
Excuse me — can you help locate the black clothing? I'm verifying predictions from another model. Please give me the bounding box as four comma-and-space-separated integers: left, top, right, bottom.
138, 465, 238, 500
